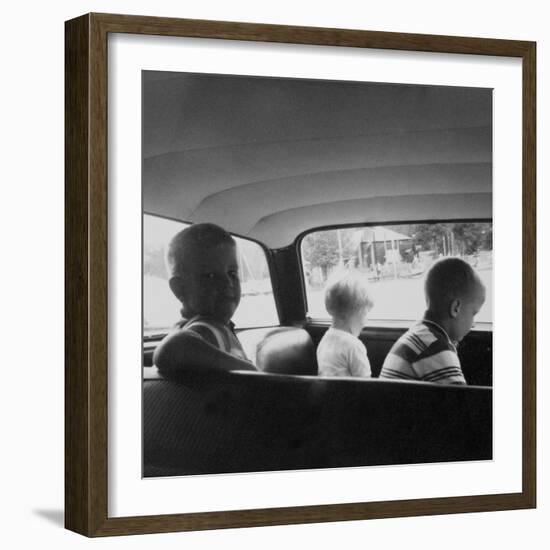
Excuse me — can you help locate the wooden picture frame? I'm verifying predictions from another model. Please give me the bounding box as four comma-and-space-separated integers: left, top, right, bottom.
65, 12, 536, 537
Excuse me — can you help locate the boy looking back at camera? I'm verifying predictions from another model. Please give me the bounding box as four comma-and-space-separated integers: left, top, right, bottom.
153, 223, 257, 377
317, 272, 374, 378
380, 257, 486, 385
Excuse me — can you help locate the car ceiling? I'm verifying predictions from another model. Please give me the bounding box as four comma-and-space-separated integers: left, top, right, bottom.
143, 71, 492, 248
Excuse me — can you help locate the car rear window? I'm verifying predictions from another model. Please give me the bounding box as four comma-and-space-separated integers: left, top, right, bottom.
300, 222, 492, 325
143, 214, 278, 336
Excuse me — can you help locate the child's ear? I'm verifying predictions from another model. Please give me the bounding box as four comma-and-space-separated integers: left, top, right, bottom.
449, 298, 461, 319
169, 276, 186, 302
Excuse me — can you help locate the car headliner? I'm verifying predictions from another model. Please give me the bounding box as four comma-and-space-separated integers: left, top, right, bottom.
143, 71, 492, 248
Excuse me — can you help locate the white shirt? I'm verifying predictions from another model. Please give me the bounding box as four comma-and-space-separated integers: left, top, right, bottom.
316, 327, 371, 378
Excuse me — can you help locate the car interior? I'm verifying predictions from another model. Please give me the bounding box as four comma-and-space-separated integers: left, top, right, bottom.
142, 71, 493, 476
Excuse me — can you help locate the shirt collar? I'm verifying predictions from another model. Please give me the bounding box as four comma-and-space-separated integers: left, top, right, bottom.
421, 318, 457, 350
178, 315, 235, 331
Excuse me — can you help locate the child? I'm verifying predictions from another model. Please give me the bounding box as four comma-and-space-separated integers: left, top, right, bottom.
153, 223, 257, 377
317, 272, 374, 377
380, 257, 486, 385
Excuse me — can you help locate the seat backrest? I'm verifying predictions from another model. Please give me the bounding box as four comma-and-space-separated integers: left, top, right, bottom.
143, 371, 492, 477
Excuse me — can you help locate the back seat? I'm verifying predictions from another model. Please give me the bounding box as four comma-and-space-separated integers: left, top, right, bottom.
143, 371, 492, 477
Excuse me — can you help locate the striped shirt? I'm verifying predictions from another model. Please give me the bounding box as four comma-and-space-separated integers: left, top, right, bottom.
380, 320, 466, 385
176, 316, 249, 362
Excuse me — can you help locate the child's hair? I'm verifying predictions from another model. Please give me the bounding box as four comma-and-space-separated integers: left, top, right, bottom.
424, 257, 480, 311
324, 271, 374, 319
166, 223, 235, 277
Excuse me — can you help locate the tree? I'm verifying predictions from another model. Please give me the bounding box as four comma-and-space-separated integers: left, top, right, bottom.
302, 229, 357, 280
411, 223, 449, 255
144, 245, 167, 278
451, 223, 487, 255
410, 222, 492, 256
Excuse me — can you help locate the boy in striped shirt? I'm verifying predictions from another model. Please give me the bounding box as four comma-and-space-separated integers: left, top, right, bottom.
380, 257, 486, 385
153, 223, 257, 377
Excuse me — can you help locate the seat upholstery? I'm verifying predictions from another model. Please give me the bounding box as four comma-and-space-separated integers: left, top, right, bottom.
143, 371, 492, 477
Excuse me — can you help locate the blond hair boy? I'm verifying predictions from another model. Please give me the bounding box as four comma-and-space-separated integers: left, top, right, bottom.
317, 272, 374, 377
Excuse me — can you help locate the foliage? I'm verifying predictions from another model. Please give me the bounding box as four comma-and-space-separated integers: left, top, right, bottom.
302, 223, 492, 280
302, 229, 357, 278
410, 222, 492, 256
144, 245, 167, 279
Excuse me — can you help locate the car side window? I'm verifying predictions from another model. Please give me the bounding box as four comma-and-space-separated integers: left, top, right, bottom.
301, 222, 492, 325
143, 214, 278, 337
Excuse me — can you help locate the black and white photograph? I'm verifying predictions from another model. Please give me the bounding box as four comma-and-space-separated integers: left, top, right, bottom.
4, 0, 544, 545
142, 71, 493, 477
